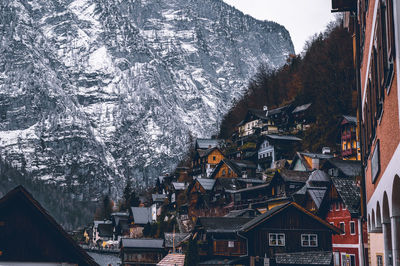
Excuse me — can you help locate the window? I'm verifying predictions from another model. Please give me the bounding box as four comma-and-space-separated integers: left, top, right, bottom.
269, 233, 285, 246
334, 252, 340, 266
336, 201, 340, 210
213, 156, 216, 161
228, 241, 234, 248
330, 203, 333, 211
222, 170, 226, 176
330, 222, 335, 226
350, 221, 356, 235
377, 254, 383, 266
301, 234, 318, 247
342, 202, 346, 210
340, 222, 345, 235
341, 253, 347, 266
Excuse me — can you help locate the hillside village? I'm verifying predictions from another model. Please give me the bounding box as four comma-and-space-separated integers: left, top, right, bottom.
75, 102, 364, 266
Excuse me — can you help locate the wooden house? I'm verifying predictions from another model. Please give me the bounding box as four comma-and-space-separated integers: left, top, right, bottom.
264, 104, 293, 134
111, 212, 130, 240
266, 169, 310, 209
210, 159, 257, 179
291, 103, 312, 131
192, 147, 224, 179
258, 135, 302, 170
163, 232, 190, 253
290, 151, 334, 171
187, 178, 216, 217
129, 206, 157, 238
294, 166, 367, 266
194, 217, 251, 259
120, 238, 165, 265
0, 186, 97, 265
241, 202, 341, 266
339, 115, 359, 160
237, 108, 268, 138
195, 138, 223, 150
321, 158, 362, 178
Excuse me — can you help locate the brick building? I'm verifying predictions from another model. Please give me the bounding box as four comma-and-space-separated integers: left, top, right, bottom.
332, 0, 400, 265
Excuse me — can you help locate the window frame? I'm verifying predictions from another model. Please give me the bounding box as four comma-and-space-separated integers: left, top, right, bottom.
340, 222, 346, 235
350, 221, 356, 235
269, 233, 285, 246
301, 234, 318, 247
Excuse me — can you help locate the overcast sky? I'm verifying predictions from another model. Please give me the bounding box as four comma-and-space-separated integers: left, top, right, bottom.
222, 0, 336, 54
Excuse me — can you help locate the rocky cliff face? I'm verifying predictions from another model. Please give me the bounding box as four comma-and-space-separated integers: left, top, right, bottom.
0, 0, 294, 198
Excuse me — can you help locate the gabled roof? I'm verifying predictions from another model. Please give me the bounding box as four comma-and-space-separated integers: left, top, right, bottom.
275, 251, 333, 265
324, 158, 362, 177
152, 194, 168, 202
331, 177, 361, 216
196, 217, 252, 233
300, 152, 334, 160
248, 108, 268, 119
172, 182, 188, 191
307, 187, 328, 209
215, 178, 240, 191
0, 186, 98, 265
195, 138, 221, 149
210, 159, 256, 179
227, 183, 269, 194
197, 147, 223, 158
277, 169, 310, 183
164, 233, 190, 248
131, 207, 153, 225
292, 103, 312, 113
121, 238, 164, 249
267, 105, 290, 116
196, 178, 216, 191
265, 134, 302, 141
157, 254, 185, 266
240, 202, 341, 234
308, 170, 330, 184
225, 208, 261, 218
342, 115, 357, 125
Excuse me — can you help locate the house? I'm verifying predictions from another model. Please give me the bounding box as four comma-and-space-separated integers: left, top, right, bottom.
111, 212, 130, 240
93, 220, 113, 246
170, 182, 189, 205
332, 0, 398, 263
194, 217, 252, 260
294, 168, 367, 266
192, 147, 224, 179
292, 170, 331, 216
258, 135, 302, 170
228, 184, 270, 210
225, 208, 261, 218
325, 176, 367, 266
237, 108, 268, 137
0, 186, 97, 265
241, 202, 341, 266
209, 159, 257, 179
187, 178, 216, 217
129, 206, 157, 238
264, 104, 292, 134
195, 138, 223, 150
164, 232, 190, 253
290, 151, 334, 171
321, 158, 362, 178
291, 103, 312, 131
266, 169, 310, 209
340, 115, 360, 160
120, 238, 165, 265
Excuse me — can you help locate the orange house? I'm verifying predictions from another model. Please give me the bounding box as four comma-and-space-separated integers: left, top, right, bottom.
192, 147, 224, 179
210, 159, 257, 179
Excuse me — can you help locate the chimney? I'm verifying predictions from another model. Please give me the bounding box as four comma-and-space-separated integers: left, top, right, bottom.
263, 106, 268, 116
312, 158, 320, 170
322, 147, 331, 154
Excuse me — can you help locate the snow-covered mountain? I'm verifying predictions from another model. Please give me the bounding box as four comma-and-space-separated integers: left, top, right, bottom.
0, 0, 294, 198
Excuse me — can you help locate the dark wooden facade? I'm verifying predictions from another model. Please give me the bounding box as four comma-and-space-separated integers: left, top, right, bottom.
242, 203, 340, 266
0, 186, 97, 265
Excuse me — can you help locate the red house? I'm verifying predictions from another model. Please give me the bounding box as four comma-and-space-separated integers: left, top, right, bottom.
325, 176, 368, 266
294, 168, 367, 266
